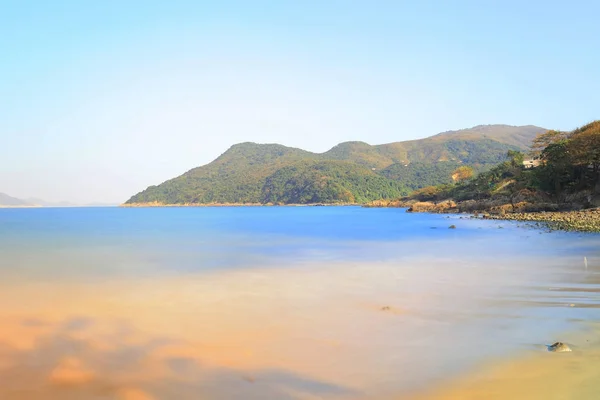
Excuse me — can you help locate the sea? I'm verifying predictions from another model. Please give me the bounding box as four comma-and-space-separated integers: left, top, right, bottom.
0, 206, 598, 399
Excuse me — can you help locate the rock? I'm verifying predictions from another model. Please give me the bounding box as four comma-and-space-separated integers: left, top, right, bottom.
408, 201, 436, 212
547, 342, 572, 352
381, 306, 391, 311
449, 225, 456, 229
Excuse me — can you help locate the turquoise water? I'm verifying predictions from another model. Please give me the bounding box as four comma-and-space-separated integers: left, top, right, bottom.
0, 206, 599, 399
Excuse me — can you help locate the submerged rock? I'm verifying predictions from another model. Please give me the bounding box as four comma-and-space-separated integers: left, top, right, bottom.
547, 342, 572, 352
449, 224, 456, 229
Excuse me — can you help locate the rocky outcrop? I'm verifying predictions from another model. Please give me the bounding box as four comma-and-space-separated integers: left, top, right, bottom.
407, 200, 456, 213
547, 342, 572, 352
364, 199, 416, 208
487, 208, 600, 232
365, 195, 600, 232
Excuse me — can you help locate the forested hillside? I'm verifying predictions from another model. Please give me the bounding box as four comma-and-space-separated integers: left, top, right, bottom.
391, 120, 600, 213
125, 124, 545, 205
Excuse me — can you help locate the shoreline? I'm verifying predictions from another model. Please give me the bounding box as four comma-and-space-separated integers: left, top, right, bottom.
408, 323, 600, 400
365, 199, 600, 233
484, 208, 600, 232
120, 202, 360, 207
118, 201, 600, 232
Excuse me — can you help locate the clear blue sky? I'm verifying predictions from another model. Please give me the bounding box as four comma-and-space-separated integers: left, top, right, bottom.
1, 0, 598, 203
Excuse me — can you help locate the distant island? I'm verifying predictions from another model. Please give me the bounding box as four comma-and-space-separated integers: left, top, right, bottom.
0, 193, 117, 208
0, 193, 41, 208
124, 124, 545, 206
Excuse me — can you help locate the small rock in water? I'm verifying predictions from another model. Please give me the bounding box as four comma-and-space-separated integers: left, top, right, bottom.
547, 342, 572, 352
449, 225, 456, 229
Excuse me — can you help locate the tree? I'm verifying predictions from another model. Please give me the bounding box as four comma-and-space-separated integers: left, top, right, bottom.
452, 166, 474, 183
506, 150, 525, 169
537, 140, 573, 202
568, 122, 600, 193
530, 130, 569, 158
503, 151, 527, 212
568, 125, 600, 171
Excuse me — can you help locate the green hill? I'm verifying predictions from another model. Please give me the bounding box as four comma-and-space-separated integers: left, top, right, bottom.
125, 124, 546, 205
261, 161, 407, 204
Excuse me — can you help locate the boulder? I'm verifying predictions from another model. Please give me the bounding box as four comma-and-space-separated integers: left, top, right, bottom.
547, 342, 572, 352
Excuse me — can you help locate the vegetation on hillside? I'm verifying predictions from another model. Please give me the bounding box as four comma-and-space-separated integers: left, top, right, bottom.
379, 162, 462, 189
398, 121, 600, 209
534, 121, 600, 200
125, 125, 545, 205
261, 161, 408, 204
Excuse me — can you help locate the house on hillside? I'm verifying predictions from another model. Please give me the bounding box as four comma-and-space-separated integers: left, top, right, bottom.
523, 159, 541, 169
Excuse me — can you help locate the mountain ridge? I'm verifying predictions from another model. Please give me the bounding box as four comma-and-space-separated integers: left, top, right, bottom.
125, 124, 547, 205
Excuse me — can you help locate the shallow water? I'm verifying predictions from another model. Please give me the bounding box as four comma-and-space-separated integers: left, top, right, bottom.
0, 207, 598, 399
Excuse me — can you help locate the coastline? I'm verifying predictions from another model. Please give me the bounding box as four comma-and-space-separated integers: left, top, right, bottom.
121, 200, 600, 232
120, 201, 360, 207
365, 198, 600, 233
484, 208, 600, 232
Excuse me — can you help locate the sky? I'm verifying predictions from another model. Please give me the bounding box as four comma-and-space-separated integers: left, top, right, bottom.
1, 0, 599, 204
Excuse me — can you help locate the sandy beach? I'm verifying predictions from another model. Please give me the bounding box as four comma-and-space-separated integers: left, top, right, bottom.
1, 254, 598, 400
1, 206, 598, 399
410, 326, 600, 400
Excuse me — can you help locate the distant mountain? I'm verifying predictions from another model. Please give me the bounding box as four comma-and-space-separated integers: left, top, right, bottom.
125, 124, 546, 205
0, 194, 117, 208
427, 124, 544, 148
28, 198, 118, 207
0, 193, 33, 207
26, 198, 77, 207
83, 202, 119, 207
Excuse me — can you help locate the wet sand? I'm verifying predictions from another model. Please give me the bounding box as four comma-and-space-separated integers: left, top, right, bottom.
410, 325, 600, 400
1, 206, 599, 399
0, 252, 598, 400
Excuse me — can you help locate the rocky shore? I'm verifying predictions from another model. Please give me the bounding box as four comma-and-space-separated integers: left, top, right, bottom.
365, 198, 600, 233
485, 208, 600, 232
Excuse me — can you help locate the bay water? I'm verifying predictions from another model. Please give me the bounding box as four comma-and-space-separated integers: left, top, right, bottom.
0, 207, 598, 399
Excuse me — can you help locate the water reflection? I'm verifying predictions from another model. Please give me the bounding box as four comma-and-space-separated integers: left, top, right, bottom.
0, 252, 598, 399
0, 316, 355, 400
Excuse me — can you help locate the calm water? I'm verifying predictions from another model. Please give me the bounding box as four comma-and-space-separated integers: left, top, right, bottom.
0, 206, 599, 399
